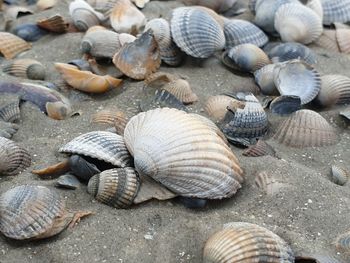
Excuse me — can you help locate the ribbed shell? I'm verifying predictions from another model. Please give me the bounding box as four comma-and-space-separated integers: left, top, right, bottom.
273, 109, 338, 147
161, 79, 198, 104
203, 222, 295, 263
87, 0, 119, 14
37, 15, 69, 33
59, 131, 132, 167
37, 0, 57, 10
270, 95, 301, 115
124, 108, 243, 199
267, 42, 317, 64
314, 29, 340, 52
274, 3, 323, 44
243, 139, 276, 157
315, 75, 350, 107
170, 7, 225, 58
322, 0, 350, 25
0, 100, 21, 123
305, 0, 323, 19
0, 121, 19, 139
254, 64, 278, 95
140, 88, 187, 112
273, 60, 321, 105
224, 19, 268, 49
330, 165, 348, 186
254, 171, 290, 196
81, 30, 121, 58
0, 137, 31, 176
91, 109, 127, 125
13, 24, 48, 42
204, 95, 235, 122
334, 23, 350, 53
0, 33, 31, 59
69, 0, 104, 31
87, 168, 140, 208
3, 59, 46, 80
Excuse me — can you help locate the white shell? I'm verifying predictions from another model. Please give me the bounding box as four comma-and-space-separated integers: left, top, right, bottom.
69, 0, 105, 31
321, 0, 350, 25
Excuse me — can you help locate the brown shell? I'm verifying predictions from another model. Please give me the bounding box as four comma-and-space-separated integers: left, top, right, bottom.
37, 15, 69, 33
314, 29, 340, 52
37, 0, 57, 10
3, 59, 46, 80
0, 32, 31, 59
242, 139, 276, 157
204, 95, 236, 122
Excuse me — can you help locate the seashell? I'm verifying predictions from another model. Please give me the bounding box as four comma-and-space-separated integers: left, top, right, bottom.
330, 165, 348, 186
131, 0, 150, 8
3, 59, 46, 80
203, 222, 295, 263
91, 109, 127, 126
0, 99, 21, 123
296, 254, 345, 263
140, 88, 187, 112
334, 23, 350, 54
69, 0, 105, 32
224, 19, 269, 49
170, 7, 225, 58
87, 58, 123, 78
254, 64, 278, 95
112, 30, 161, 80
254, 171, 291, 196
248, 0, 257, 14
242, 139, 276, 157
13, 24, 48, 42
0, 32, 31, 59
0, 185, 92, 240
56, 174, 80, 190
274, 60, 321, 105
55, 63, 122, 93
223, 44, 270, 73
267, 42, 317, 64
315, 75, 350, 107
81, 30, 121, 59
336, 231, 350, 253
303, 0, 323, 19
32, 160, 70, 178
269, 95, 301, 115
59, 131, 132, 168
314, 29, 340, 52
0, 121, 19, 139
274, 3, 323, 44
87, 168, 140, 208
124, 108, 244, 199
340, 108, 350, 121
68, 59, 91, 71
86, 0, 119, 15
0, 137, 31, 176
110, 0, 146, 34
161, 79, 198, 104
322, 0, 350, 25
5, 6, 33, 20
37, 0, 56, 10
181, 0, 237, 13
273, 109, 338, 147
118, 33, 136, 45
85, 25, 108, 33
68, 155, 101, 181
37, 15, 69, 33
204, 95, 236, 122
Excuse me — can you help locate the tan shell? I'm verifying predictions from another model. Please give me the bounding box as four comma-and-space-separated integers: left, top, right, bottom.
91, 109, 127, 125
88, 58, 123, 78
334, 23, 350, 53
55, 63, 122, 93
314, 29, 340, 52
254, 171, 292, 196
0, 32, 31, 59
3, 59, 46, 80
242, 139, 276, 157
85, 25, 108, 33
273, 109, 338, 147
37, 0, 57, 10
203, 222, 295, 263
81, 30, 121, 58
37, 15, 69, 33
204, 95, 235, 122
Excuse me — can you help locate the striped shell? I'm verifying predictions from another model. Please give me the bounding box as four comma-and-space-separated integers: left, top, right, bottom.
254, 64, 278, 95
162, 79, 198, 104
224, 19, 268, 49
267, 42, 317, 64
273, 60, 321, 105
140, 88, 187, 112
274, 3, 323, 44
330, 165, 348, 186
0, 121, 19, 139
322, 0, 350, 25
242, 139, 276, 157
0, 100, 21, 123
304, 0, 323, 19
0, 137, 31, 176
254, 171, 291, 196
13, 24, 48, 42
170, 7, 225, 58
204, 95, 236, 122
3, 59, 46, 80
81, 30, 121, 58
37, 15, 69, 33
124, 108, 244, 199
273, 109, 338, 147
0, 32, 31, 59
314, 29, 340, 52
334, 23, 350, 53
87, 168, 140, 208
203, 222, 295, 263
269, 95, 301, 115
69, 0, 104, 32
91, 109, 126, 125
59, 131, 132, 167
315, 75, 350, 107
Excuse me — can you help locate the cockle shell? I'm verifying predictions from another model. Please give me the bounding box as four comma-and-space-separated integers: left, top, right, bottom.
87, 168, 140, 208
59, 131, 132, 168
0, 99, 21, 123
0, 137, 31, 176
37, 0, 57, 11
273, 109, 338, 147
203, 222, 295, 263
204, 95, 236, 122
315, 75, 350, 107
224, 19, 268, 49
91, 109, 127, 125
269, 95, 301, 115
131, 0, 150, 8
13, 24, 48, 42
0, 32, 31, 59
37, 15, 69, 33
124, 108, 244, 199
322, 0, 350, 25
314, 29, 340, 52
81, 30, 121, 58
0, 121, 19, 139
140, 88, 187, 112
334, 23, 350, 54
254, 171, 291, 196
303, 0, 323, 19
170, 7, 225, 58
330, 165, 348, 186
55, 63, 122, 93
0, 185, 91, 240
254, 64, 278, 95
3, 59, 46, 80
267, 42, 317, 64
181, 0, 237, 13
274, 60, 321, 105
274, 3, 323, 44
242, 139, 276, 157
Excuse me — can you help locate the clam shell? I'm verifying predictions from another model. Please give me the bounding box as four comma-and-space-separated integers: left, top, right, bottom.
91, 109, 127, 126
314, 29, 340, 52
81, 30, 121, 58
0, 121, 19, 139
87, 168, 140, 208
37, 0, 57, 11
274, 3, 323, 44
322, 0, 350, 25
204, 95, 235, 121
170, 7, 225, 58
69, 0, 104, 32
224, 19, 268, 49
162, 79, 198, 104
37, 15, 69, 33
124, 108, 244, 199
273, 109, 338, 147
181, 0, 237, 13
3, 59, 46, 80
140, 88, 187, 112
304, 0, 323, 19
131, 0, 150, 9
334, 23, 350, 53
112, 30, 161, 80
315, 75, 350, 107
56, 174, 80, 190
59, 131, 132, 167
0, 137, 31, 176
0, 32, 31, 59
5, 6, 33, 20
267, 42, 317, 64
203, 222, 295, 263
0, 99, 21, 123
243, 139, 276, 157
254, 64, 278, 95
330, 165, 348, 186
273, 60, 321, 105
13, 24, 48, 42
254, 171, 291, 196
269, 95, 301, 115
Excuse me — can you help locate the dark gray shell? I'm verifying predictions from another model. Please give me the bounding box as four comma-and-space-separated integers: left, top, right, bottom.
68, 59, 92, 71
56, 174, 81, 189
269, 95, 301, 115
267, 42, 317, 64
322, 0, 350, 25
81, 30, 121, 58
13, 24, 48, 42
0, 121, 19, 139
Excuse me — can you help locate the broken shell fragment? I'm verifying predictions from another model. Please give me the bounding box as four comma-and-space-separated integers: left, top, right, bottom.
0, 99, 21, 123
37, 15, 69, 33
91, 109, 127, 125
3, 59, 46, 80
37, 0, 57, 11
330, 165, 348, 186
254, 171, 291, 196
242, 139, 276, 157
140, 88, 187, 112
56, 174, 80, 190
204, 95, 236, 122
0, 121, 19, 139
314, 29, 340, 52
0, 32, 31, 59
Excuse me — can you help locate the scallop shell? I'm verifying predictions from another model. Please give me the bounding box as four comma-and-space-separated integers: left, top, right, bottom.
0, 32, 31, 59
87, 168, 140, 208
81, 30, 121, 58
91, 109, 127, 126
59, 131, 132, 168
112, 30, 161, 80
334, 23, 350, 53
13, 24, 48, 42
55, 63, 122, 93
140, 88, 187, 112
3, 59, 46, 80
315, 75, 350, 107
243, 139, 276, 157
0, 185, 91, 240
204, 95, 236, 122
274, 3, 323, 44
203, 222, 295, 263
37, 15, 69, 33
0, 121, 19, 139
254, 171, 291, 196
314, 29, 340, 52
330, 165, 348, 186
254, 64, 278, 95
170, 7, 225, 58
274, 60, 321, 105
37, 0, 57, 10
273, 109, 338, 147
267, 42, 317, 64
0, 100, 21, 123
181, 0, 237, 13
124, 108, 244, 199
322, 0, 350, 25
0, 137, 31, 176
224, 19, 269, 49
269, 95, 301, 115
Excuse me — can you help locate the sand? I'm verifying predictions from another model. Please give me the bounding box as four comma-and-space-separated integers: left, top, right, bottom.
0, 1, 350, 262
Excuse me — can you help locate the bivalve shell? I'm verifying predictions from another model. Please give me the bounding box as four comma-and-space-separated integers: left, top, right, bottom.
322, 0, 350, 25
334, 23, 350, 53
336, 231, 350, 252
3, 59, 46, 80
267, 42, 317, 64
162, 79, 198, 104
0, 100, 21, 123
0, 121, 19, 139
254, 64, 278, 95
91, 109, 127, 126
254, 171, 292, 196
314, 29, 340, 52
37, 0, 57, 10
243, 139, 276, 157
81, 30, 121, 58
330, 165, 348, 186
181, 0, 237, 13
204, 95, 236, 122
140, 88, 187, 112
131, 0, 150, 8
0, 32, 31, 59
269, 95, 301, 115
37, 15, 69, 33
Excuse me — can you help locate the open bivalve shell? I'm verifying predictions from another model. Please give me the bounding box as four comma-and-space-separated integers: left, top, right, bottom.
0, 32, 31, 59
3, 59, 46, 80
